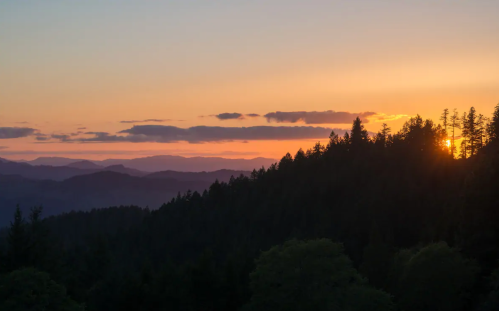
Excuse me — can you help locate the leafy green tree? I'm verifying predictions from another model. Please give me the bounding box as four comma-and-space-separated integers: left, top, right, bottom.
0, 267, 83, 311
478, 266, 499, 311
359, 224, 393, 290
397, 242, 477, 311
244, 239, 394, 311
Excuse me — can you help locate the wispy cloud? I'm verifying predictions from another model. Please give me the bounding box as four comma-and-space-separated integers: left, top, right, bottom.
77, 127, 87, 130
215, 113, 245, 120
0, 127, 36, 139
50, 125, 344, 143
208, 113, 261, 120
34, 133, 51, 141
51, 134, 71, 141
264, 111, 377, 124
0, 146, 7, 149
0, 149, 265, 160
370, 113, 408, 122
120, 119, 181, 124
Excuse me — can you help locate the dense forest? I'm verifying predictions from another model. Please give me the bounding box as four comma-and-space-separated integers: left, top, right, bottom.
1, 104, 499, 310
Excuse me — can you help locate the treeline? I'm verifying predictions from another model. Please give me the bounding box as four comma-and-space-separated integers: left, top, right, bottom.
1, 104, 499, 310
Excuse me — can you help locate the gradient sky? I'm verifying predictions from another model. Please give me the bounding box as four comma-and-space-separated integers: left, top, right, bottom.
1, 1, 498, 160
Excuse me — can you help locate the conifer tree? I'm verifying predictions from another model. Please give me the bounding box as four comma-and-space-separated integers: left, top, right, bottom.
461, 112, 469, 158
6, 206, 29, 271
487, 103, 499, 141
449, 109, 460, 157
462, 107, 480, 157
350, 117, 369, 151
477, 114, 488, 149
440, 108, 449, 134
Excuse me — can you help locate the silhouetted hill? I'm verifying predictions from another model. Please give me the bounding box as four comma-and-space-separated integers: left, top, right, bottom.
100, 165, 146, 177
4, 107, 499, 311
0, 171, 215, 226
0, 157, 10, 163
21, 155, 277, 172
26, 157, 87, 166
0, 159, 151, 181
107, 155, 276, 172
0, 160, 90, 181
144, 169, 250, 182
66, 160, 103, 170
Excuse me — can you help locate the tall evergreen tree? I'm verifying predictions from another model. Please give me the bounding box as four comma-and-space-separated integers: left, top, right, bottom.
477, 114, 488, 149
461, 112, 469, 158
350, 117, 369, 151
6, 206, 29, 271
462, 107, 481, 157
487, 103, 499, 141
449, 109, 460, 157
440, 108, 449, 134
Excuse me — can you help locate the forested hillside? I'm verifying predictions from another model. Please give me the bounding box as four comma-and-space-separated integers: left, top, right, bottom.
1, 105, 499, 311
0, 170, 250, 226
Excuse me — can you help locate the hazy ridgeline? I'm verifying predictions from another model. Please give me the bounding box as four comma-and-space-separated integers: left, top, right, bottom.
1, 104, 499, 311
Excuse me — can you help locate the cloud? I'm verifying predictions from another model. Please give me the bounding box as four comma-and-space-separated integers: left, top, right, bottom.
211, 113, 261, 120
51, 134, 71, 142
120, 119, 177, 124
0, 127, 36, 139
215, 113, 245, 120
264, 110, 377, 124
77, 127, 87, 130
0, 149, 263, 157
16, 121, 29, 124
51, 125, 344, 143
34, 134, 51, 141
0, 146, 7, 149
371, 113, 408, 122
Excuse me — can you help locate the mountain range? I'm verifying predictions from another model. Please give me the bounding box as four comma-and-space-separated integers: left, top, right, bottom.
0, 168, 250, 226
20, 155, 277, 172
0, 171, 206, 226
0, 155, 261, 225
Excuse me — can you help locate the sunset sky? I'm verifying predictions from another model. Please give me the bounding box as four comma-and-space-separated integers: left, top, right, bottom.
1, 1, 498, 160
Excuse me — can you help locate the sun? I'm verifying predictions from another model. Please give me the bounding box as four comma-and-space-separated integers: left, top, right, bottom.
446, 139, 451, 148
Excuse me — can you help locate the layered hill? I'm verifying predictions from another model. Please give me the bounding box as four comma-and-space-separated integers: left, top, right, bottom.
22, 155, 277, 172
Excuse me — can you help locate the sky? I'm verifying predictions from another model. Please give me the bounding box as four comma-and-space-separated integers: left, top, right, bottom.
1, 1, 498, 160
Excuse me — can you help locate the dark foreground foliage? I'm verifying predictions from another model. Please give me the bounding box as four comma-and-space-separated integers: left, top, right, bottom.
1, 104, 499, 310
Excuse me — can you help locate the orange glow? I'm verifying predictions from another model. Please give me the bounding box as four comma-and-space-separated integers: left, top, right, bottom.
446, 139, 451, 148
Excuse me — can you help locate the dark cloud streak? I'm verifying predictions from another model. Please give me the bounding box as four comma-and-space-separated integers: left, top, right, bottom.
264, 110, 376, 124
0, 127, 36, 139
52, 125, 343, 144
120, 119, 178, 124
215, 113, 244, 120
213, 113, 261, 120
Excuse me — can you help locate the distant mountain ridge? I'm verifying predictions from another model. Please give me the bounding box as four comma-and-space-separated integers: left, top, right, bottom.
0, 171, 216, 226
21, 155, 277, 172
0, 161, 250, 225
144, 169, 250, 182
66, 160, 103, 170
0, 160, 147, 181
